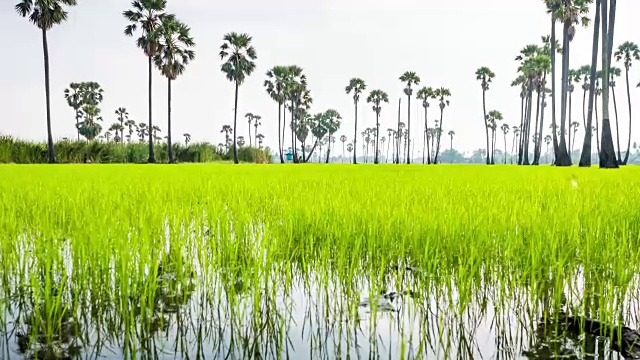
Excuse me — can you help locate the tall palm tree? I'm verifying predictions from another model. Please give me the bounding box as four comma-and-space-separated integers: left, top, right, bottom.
566, 69, 582, 157
221, 124, 233, 149
125, 119, 137, 143
598, 0, 619, 168
579, 0, 601, 166
253, 115, 261, 146
487, 110, 503, 164
546, 0, 590, 166
323, 110, 342, 163
124, 0, 171, 163
245, 112, 254, 146
500, 123, 510, 164
417, 86, 436, 164
16, 0, 78, 163
286, 66, 310, 163
64, 82, 84, 141
614, 41, 639, 164
448, 130, 455, 155
570, 121, 580, 154
115, 107, 129, 143
345, 78, 366, 164
265, 66, 289, 163
183, 132, 191, 146
154, 17, 195, 164
366, 90, 389, 164
433, 87, 451, 164
220, 32, 257, 164
340, 135, 347, 162
579, 65, 591, 129
511, 126, 521, 163
399, 72, 420, 164
108, 123, 124, 142
475, 67, 496, 164
608, 66, 623, 163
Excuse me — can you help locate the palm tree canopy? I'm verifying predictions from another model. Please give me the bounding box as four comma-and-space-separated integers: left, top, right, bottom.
264, 66, 289, 103
475, 67, 496, 91
15, 0, 77, 30
615, 41, 640, 69
123, 0, 172, 57
154, 17, 196, 80
345, 78, 366, 102
416, 87, 436, 106
220, 32, 257, 85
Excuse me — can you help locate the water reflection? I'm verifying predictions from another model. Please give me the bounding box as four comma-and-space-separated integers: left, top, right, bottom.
0, 246, 637, 359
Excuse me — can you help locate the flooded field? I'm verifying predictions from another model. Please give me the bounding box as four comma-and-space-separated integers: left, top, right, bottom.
1, 164, 639, 359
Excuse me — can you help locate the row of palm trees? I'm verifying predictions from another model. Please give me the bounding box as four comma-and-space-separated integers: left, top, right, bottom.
479, 0, 637, 168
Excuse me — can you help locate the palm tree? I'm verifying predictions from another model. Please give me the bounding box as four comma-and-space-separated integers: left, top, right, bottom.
448, 130, 455, 155
137, 122, 148, 142
108, 123, 124, 143
237, 136, 245, 147
417, 87, 436, 164
615, 41, 639, 164
511, 126, 521, 163
220, 32, 257, 164
253, 115, 261, 146
567, 69, 582, 157
487, 110, 503, 164
154, 17, 195, 164
544, 134, 553, 163
607, 66, 623, 163
114, 107, 129, 142
265, 66, 289, 163
345, 78, 366, 164
500, 123, 510, 164
16, 0, 78, 163
386, 128, 395, 163
475, 67, 496, 165
433, 87, 451, 164
125, 119, 137, 143
570, 121, 580, 154
366, 90, 389, 164
399, 72, 420, 164
64, 82, 84, 141
245, 113, 254, 146
221, 125, 233, 149
340, 135, 347, 162
579, 65, 591, 129
285, 66, 311, 163
124, 0, 171, 163
579, 0, 601, 166
598, 0, 619, 168
256, 133, 265, 148
183, 133, 191, 146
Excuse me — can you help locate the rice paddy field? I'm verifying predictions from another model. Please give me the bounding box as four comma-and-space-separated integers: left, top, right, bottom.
1, 164, 640, 359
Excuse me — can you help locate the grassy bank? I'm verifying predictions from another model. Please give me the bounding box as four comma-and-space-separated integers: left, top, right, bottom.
0, 165, 639, 358
0, 136, 271, 164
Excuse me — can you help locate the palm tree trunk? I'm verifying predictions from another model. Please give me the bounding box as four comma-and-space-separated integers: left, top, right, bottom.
396, 98, 401, 164
374, 112, 380, 164
406, 95, 411, 164
536, 87, 548, 162
482, 89, 490, 164
582, 86, 588, 129
611, 84, 622, 163
598, 0, 618, 168
550, 19, 560, 165
248, 120, 252, 147
41, 28, 57, 163
532, 89, 542, 165
423, 105, 428, 164
353, 100, 358, 164
434, 109, 445, 164
290, 102, 297, 163
517, 95, 525, 164
232, 81, 239, 164
595, 96, 601, 153
623, 66, 632, 164
503, 134, 507, 164
579, 0, 601, 166
492, 130, 496, 164
325, 134, 332, 163
147, 55, 155, 163
568, 91, 573, 157
557, 24, 572, 166
523, 88, 534, 165
167, 77, 174, 164
277, 103, 284, 163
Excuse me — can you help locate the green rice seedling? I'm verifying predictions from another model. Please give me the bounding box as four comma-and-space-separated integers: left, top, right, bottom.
1, 164, 640, 358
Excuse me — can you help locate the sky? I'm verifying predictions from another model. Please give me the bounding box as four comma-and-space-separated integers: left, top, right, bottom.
1, 0, 639, 155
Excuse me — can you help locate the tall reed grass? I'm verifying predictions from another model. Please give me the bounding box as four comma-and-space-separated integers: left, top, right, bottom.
0, 164, 638, 358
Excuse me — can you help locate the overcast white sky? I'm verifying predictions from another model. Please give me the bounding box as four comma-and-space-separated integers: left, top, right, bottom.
1, 0, 639, 154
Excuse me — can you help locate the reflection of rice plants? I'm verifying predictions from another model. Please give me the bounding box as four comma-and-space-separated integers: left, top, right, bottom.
1, 164, 640, 358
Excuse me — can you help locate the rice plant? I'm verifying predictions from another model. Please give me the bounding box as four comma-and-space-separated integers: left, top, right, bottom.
0, 164, 639, 359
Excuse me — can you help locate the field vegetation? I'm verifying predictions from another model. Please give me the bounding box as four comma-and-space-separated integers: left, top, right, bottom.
1, 165, 639, 358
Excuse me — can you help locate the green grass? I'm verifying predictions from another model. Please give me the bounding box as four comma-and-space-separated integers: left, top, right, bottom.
1, 164, 639, 358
